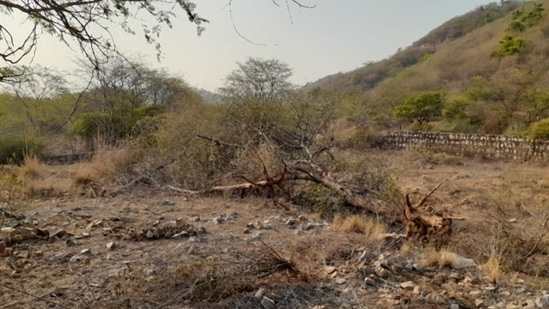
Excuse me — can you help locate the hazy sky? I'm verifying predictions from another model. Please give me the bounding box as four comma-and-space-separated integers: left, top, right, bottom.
14, 0, 495, 91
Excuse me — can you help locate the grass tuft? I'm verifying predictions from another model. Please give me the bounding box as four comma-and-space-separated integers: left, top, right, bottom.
332, 214, 387, 241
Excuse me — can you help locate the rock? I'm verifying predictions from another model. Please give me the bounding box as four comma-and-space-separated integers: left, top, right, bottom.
50, 253, 68, 262
106, 242, 116, 250
540, 294, 549, 309
146, 230, 155, 239
450, 304, 460, 309
335, 277, 346, 285
484, 285, 497, 291
212, 216, 224, 224
261, 296, 275, 309
323, 266, 337, 275
254, 288, 266, 299
46, 227, 69, 239
297, 215, 308, 222
65, 237, 78, 246
442, 252, 477, 269
285, 219, 298, 229
413, 286, 421, 295
162, 200, 175, 206
399, 281, 416, 290
69, 254, 88, 263
0, 241, 5, 256
80, 248, 91, 255
475, 299, 484, 307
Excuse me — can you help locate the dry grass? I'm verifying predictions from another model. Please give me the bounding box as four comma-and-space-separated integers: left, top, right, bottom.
332, 214, 387, 241
481, 251, 502, 284
73, 145, 130, 184
21, 153, 44, 178
421, 247, 459, 269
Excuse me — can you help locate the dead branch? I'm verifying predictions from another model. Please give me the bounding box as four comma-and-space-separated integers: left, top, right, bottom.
0, 283, 69, 309
415, 174, 453, 208
196, 134, 242, 148
521, 214, 549, 260
401, 174, 455, 247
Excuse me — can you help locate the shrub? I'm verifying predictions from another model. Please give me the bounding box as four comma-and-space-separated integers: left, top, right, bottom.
528, 118, 549, 140
0, 136, 44, 165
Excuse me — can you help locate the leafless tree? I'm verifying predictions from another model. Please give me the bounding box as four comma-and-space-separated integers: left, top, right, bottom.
0, 0, 315, 83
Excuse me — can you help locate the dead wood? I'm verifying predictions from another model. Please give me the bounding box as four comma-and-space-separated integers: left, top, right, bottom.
402, 175, 454, 247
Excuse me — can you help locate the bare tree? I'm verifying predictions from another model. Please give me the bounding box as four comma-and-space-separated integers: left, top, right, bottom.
0, 1, 315, 82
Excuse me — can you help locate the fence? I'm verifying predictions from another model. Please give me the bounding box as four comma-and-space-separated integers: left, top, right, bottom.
380, 131, 549, 161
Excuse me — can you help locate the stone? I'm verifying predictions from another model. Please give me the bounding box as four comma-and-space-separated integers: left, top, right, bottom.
399, 281, 416, 290
413, 286, 421, 295
450, 304, 460, 309
69, 254, 88, 263
106, 242, 116, 250
50, 253, 68, 262
66, 237, 78, 246
335, 277, 347, 285
475, 299, 484, 307
441, 252, 477, 269
254, 288, 265, 299
261, 296, 275, 309
80, 248, 91, 255
285, 219, 298, 229
323, 266, 337, 275
540, 294, 549, 309
146, 230, 155, 239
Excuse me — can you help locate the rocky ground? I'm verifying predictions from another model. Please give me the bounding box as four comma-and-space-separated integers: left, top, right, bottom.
2, 152, 549, 308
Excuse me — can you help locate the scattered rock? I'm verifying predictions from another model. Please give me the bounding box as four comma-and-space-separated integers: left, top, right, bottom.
106, 242, 116, 250
450, 304, 460, 309
475, 299, 484, 307
80, 248, 91, 255
162, 200, 175, 206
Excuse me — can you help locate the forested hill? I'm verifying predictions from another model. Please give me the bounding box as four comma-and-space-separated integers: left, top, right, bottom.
305, 1, 523, 91
305, 0, 549, 137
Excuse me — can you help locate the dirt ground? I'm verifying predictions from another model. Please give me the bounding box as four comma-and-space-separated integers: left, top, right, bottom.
2, 150, 549, 308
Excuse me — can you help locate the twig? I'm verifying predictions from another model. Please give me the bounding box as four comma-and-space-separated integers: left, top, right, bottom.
416, 174, 454, 208
196, 134, 242, 148
521, 214, 549, 260
0, 283, 69, 309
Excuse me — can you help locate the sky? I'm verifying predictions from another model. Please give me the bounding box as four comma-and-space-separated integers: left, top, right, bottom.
6, 0, 496, 91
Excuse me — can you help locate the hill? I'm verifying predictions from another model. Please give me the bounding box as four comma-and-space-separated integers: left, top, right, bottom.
305, 1, 522, 91
308, 0, 549, 136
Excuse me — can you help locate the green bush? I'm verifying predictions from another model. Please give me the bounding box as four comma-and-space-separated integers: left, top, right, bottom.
528, 118, 549, 140
0, 136, 44, 164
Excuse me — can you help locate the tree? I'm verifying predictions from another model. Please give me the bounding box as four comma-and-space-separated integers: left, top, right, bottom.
220, 57, 294, 103
71, 57, 200, 149
0, 0, 314, 82
219, 57, 295, 144
393, 91, 445, 129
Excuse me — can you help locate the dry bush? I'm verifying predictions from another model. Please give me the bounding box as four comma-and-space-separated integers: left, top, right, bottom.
73, 143, 130, 184
333, 214, 387, 241
21, 153, 44, 178
0, 166, 27, 209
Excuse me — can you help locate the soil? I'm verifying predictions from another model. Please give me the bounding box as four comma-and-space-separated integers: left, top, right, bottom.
2, 151, 549, 308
